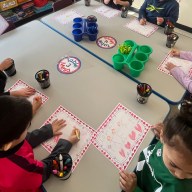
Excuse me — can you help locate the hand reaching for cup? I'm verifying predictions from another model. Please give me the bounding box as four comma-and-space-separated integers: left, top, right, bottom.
170, 49, 180, 57
0, 58, 13, 71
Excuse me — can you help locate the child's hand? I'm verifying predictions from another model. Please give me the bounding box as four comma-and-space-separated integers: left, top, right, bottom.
10, 87, 36, 97
68, 127, 80, 144
0, 58, 13, 71
32, 96, 42, 115
165, 62, 177, 71
119, 171, 137, 192
151, 123, 164, 140
140, 18, 146, 25
170, 49, 180, 57
113, 0, 118, 5
52, 119, 67, 136
156, 17, 164, 25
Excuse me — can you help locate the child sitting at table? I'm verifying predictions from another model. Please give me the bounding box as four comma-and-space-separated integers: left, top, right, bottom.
0, 95, 80, 192
0, 58, 36, 97
103, 0, 133, 10
138, 0, 179, 27
165, 49, 192, 97
119, 101, 192, 192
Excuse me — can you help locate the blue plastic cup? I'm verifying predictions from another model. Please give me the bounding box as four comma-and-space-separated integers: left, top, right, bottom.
72, 29, 83, 42
73, 17, 83, 23
87, 29, 98, 41
73, 23, 82, 29
87, 22, 98, 28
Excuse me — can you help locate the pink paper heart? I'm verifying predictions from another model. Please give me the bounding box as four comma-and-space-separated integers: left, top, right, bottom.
135, 124, 142, 133
125, 142, 131, 149
119, 149, 125, 157
129, 131, 136, 140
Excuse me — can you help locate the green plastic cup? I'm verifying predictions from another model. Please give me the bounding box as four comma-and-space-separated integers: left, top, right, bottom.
138, 45, 153, 56
134, 52, 148, 65
124, 40, 136, 47
112, 54, 124, 70
128, 60, 144, 77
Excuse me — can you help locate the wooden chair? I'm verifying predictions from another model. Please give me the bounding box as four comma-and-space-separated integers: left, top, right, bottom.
52, 0, 73, 12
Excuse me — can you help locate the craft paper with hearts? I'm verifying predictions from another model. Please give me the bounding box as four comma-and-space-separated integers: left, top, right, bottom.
92, 103, 151, 171
125, 18, 158, 37
158, 51, 192, 77
94, 6, 120, 19
8, 79, 48, 104
41, 105, 95, 171
54, 10, 82, 25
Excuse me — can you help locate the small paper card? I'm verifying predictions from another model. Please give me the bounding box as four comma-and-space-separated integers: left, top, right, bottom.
41, 105, 95, 171
92, 103, 151, 171
125, 18, 158, 37
8, 79, 48, 104
96, 36, 117, 49
0, 15, 9, 35
55, 10, 82, 25
158, 52, 192, 77
94, 6, 120, 19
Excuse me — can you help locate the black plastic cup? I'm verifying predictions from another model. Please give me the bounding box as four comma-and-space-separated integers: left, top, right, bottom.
137, 83, 152, 104
121, 6, 129, 18
166, 33, 179, 48
87, 15, 97, 22
164, 25, 174, 35
85, 0, 90, 6
35, 69, 50, 89
4, 59, 16, 77
52, 153, 73, 180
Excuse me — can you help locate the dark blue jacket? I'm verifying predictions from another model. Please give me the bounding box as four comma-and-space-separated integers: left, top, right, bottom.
138, 0, 179, 27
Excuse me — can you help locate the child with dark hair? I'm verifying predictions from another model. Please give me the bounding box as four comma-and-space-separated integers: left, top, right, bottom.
0, 96, 80, 192
103, 0, 133, 10
0, 58, 36, 97
138, 0, 179, 27
119, 101, 192, 192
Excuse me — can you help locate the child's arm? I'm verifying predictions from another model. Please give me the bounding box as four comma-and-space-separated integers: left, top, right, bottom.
113, 0, 132, 7
0, 71, 8, 96
10, 87, 36, 97
26, 119, 66, 148
180, 51, 192, 62
162, 2, 179, 26
138, 0, 147, 23
166, 62, 192, 94
0, 58, 13, 71
26, 124, 53, 148
103, 0, 111, 4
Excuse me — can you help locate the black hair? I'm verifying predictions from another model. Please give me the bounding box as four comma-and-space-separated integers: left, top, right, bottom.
163, 100, 192, 153
0, 96, 33, 148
